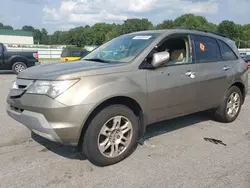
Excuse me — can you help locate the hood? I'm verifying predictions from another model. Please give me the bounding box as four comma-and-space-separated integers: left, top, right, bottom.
17, 60, 126, 80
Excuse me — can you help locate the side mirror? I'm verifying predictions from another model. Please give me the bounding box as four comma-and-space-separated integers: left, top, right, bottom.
152, 51, 170, 68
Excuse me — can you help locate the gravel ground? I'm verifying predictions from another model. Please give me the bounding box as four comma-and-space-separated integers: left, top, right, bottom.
0, 73, 249, 188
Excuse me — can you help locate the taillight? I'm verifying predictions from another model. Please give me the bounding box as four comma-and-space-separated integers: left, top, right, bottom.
33, 53, 38, 59
245, 61, 249, 70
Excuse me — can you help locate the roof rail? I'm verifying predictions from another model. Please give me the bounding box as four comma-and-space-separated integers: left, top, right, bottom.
176, 26, 229, 38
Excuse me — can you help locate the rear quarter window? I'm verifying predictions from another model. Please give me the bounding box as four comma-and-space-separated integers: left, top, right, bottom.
192, 35, 221, 63
218, 40, 238, 61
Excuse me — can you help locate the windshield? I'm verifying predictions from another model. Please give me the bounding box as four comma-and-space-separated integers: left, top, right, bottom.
82, 33, 159, 63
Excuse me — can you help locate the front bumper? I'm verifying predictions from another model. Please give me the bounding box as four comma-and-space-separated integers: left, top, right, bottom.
7, 105, 62, 143
6, 94, 95, 146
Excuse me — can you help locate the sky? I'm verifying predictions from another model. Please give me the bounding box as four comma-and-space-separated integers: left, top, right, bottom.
1, 0, 250, 34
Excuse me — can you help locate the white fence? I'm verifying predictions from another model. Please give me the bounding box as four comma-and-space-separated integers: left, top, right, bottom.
5, 45, 97, 59
6, 47, 63, 59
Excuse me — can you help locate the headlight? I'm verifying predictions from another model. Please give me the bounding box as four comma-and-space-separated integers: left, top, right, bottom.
26, 80, 79, 98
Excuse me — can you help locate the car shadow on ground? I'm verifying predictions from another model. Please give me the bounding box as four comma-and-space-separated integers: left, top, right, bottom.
31, 132, 87, 161
139, 111, 211, 144
31, 111, 212, 161
0, 71, 14, 74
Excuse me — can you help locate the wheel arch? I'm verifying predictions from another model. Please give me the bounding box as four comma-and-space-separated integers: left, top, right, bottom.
77, 96, 146, 146
10, 56, 28, 66
231, 82, 246, 104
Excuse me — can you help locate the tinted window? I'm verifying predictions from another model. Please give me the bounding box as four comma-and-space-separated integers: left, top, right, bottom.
218, 40, 238, 61
192, 35, 221, 63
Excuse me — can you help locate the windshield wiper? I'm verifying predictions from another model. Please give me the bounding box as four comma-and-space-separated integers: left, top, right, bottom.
83, 58, 109, 63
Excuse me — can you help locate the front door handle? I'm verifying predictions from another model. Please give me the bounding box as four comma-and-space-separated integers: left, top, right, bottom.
223, 66, 230, 71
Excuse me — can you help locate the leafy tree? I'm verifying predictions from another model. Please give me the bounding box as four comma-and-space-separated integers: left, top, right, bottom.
105, 24, 122, 42
155, 20, 175, 29
241, 24, 250, 47
175, 14, 205, 28
122, 18, 153, 34
22, 25, 35, 31
90, 23, 114, 45
0, 23, 13, 30
205, 23, 217, 31
33, 29, 42, 44
40, 28, 48, 44
174, 14, 217, 31
217, 20, 242, 40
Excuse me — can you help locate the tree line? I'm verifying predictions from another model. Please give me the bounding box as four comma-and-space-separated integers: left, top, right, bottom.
1, 14, 250, 48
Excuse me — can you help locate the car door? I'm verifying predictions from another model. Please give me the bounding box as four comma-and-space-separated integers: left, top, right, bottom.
190, 35, 234, 110
145, 34, 201, 124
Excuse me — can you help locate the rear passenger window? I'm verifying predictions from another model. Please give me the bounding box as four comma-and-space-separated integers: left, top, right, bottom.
192, 35, 221, 63
218, 40, 238, 61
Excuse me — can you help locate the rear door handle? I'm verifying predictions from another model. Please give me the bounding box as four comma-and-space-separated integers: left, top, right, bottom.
223, 66, 230, 71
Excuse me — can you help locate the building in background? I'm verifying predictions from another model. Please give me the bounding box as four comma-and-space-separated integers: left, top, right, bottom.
0, 29, 34, 45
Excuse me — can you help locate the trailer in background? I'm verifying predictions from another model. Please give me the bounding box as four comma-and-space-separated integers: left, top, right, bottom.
238, 48, 250, 57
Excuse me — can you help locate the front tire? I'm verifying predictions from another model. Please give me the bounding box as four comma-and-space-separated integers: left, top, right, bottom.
82, 105, 139, 166
214, 86, 243, 123
12, 62, 27, 74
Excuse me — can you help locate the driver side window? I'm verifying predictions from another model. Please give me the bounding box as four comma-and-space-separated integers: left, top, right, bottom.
147, 35, 192, 66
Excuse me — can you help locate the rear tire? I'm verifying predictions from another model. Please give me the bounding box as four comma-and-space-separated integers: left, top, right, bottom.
81, 105, 139, 166
214, 86, 243, 123
12, 62, 27, 74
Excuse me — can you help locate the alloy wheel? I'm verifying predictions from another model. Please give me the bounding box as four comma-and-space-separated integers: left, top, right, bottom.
97, 116, 133, 158
14, 63, 26, 73
226, 92, 240, 118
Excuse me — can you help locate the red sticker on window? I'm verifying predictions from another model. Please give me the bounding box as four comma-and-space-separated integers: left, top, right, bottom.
200, 43, 205, 51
